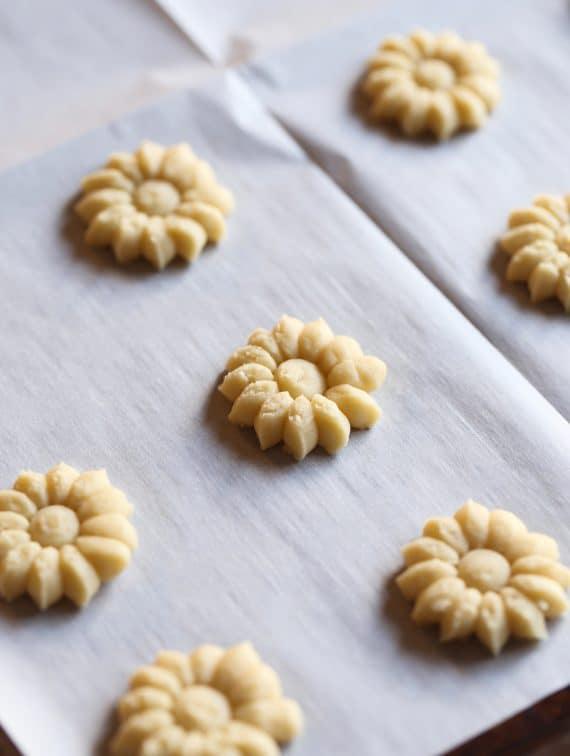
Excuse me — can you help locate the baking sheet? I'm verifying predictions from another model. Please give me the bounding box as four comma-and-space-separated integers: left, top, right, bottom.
0, 0, 208, 171
0, 72, 569, 756
155, 0, 380, 64
243, 0, 570, 420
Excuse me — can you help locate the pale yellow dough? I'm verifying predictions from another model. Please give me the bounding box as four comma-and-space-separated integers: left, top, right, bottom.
397, 501, 570, 654
110, 642, 303, 756
362, 29, 500, 140
499, 194, 570, 311
219, 316, 387, 460
75, 141, 234, 270
0, 463, 137, 609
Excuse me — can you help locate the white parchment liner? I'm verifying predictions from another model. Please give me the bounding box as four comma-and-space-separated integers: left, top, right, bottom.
0, 73, 569, 756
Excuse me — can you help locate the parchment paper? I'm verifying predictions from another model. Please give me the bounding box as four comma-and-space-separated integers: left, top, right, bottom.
0, 0, 208, 171
244, 0, 570, 420
0, 72, 569, 756
155, 0, 380, 64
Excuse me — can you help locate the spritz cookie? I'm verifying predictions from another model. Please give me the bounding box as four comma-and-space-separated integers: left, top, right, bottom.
500, 194, 570, 311
0, 463, 137, 609
219, 316, 387, 460
75, 141, 234, 269
110, 642, 303, 756
362, 30, 500, 140
397, 501, 570, 654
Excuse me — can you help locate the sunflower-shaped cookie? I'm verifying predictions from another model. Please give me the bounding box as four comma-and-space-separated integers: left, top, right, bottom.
219, 316, 387, 460
0, 463, 137, 609
499, 194, 570, 311
74, 141, 234, 269
362, 29, 500, 140
110, 642, 303, 756
396, 501, 570, 655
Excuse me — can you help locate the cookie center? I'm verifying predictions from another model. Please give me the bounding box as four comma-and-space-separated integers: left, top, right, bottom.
174, 686, 231, 733
275, 358, 326, 399
133, 180, 180, 216
457, 549, 511, 593
556, 225, 570, 255
415, 59, 455, 89
29, 505, 80, 548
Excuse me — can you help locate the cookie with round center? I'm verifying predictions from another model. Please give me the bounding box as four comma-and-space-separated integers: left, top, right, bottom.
457, 549, 510, 593
500, 193, 570, 310
362, 29, 500, 139
415, 59, 455, 89
0, 463, 137, 609
74, 141, 234, 269
397, 501, 570, 654
133, 180, 181, 216
174, 686, 231, 732
219, 315, 387, 460
110, 643, 303, 756
29, 506, 80, 548
274, 359, 326, 399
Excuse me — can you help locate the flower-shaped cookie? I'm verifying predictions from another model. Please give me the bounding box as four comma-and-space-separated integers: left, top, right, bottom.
75, 141, 234, 270
362, 29, 500, 140
396, 501, 570, 655
0, 463, 137, 609
110, 642, 303, 756
219, 316, 387, 460
499, 194, 570, 311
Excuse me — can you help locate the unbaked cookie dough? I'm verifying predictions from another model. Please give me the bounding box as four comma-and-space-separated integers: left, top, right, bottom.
500, 194, 570, 311
219, 316, 387, 460
0, 463, 137, 609
75, 141, 234, 270
396, 501, 570, 654
110, 642, 303, 756
362, 29, 500, 140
